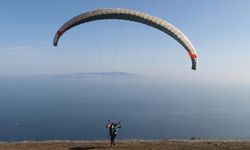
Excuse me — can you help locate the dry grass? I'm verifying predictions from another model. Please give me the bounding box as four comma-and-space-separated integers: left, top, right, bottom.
0, 140, 250, 150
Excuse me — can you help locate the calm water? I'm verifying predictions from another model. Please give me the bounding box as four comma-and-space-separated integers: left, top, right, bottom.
0, 75, 250, 141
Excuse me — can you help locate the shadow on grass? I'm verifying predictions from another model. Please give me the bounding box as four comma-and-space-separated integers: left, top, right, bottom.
69, 146, 107, 150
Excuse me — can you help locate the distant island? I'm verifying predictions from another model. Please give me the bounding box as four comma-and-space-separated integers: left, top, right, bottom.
40, 72, 141, 79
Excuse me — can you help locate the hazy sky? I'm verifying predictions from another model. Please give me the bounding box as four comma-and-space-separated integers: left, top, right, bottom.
1, 0, 250, 84
1, 1, 250, 140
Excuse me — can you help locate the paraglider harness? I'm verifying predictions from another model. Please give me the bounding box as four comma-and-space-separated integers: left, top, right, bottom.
110, 123, 118, 136
106, 120, 121, 139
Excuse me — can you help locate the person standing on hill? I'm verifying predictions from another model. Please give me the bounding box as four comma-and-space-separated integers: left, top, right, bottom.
105, 120, 122, 147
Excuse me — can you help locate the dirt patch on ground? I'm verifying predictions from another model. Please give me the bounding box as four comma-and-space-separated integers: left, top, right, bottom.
0, 140, 250, 150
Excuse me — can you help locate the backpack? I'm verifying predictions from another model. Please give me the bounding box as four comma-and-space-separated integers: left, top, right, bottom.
110, 124, 118, 135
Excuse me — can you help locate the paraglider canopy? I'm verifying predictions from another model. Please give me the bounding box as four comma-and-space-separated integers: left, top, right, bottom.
53, 8, 198, 70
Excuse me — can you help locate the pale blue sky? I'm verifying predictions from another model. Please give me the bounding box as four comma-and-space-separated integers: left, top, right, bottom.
0, 0, 250, 84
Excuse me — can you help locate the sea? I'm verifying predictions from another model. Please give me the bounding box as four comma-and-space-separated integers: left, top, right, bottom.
0, 73, 250, 141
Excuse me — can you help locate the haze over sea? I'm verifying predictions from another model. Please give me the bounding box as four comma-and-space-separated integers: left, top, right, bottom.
1, 73, 250, 142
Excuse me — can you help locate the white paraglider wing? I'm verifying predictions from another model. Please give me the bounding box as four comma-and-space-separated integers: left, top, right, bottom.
53, 8, 198, 70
